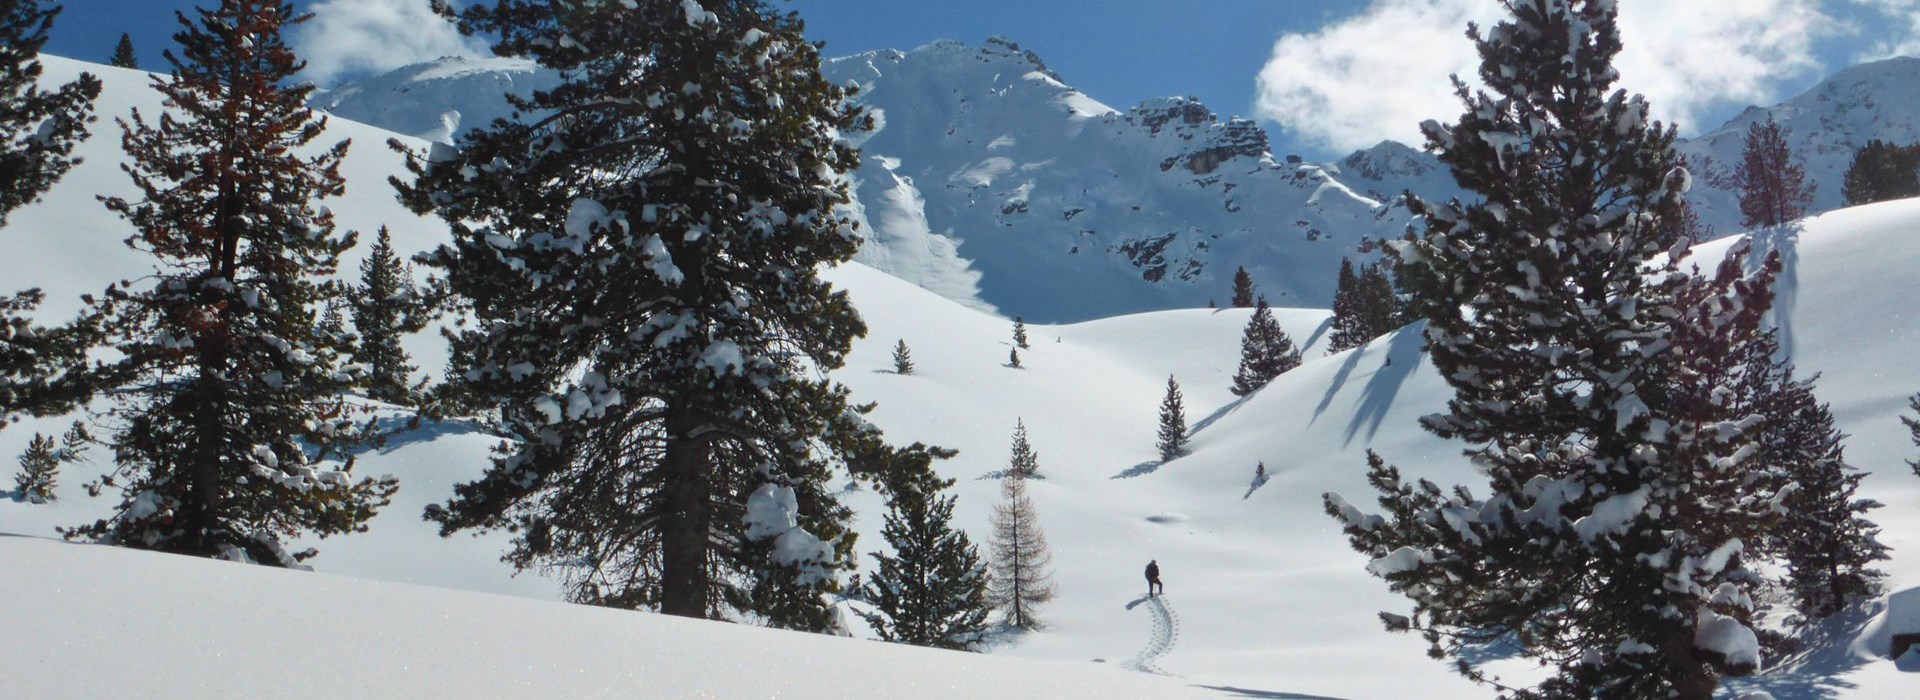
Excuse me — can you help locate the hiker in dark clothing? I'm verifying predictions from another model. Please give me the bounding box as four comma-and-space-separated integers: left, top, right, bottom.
1145, 559, 1163, 596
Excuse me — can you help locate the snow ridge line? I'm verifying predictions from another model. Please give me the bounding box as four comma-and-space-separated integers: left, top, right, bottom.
1123, 595, 1179, 675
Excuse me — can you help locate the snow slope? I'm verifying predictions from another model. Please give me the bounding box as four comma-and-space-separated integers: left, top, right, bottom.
4, 55, 1920, 699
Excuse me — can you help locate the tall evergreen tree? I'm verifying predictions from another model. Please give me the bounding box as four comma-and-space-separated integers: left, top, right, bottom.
860, 461, 990, 650
1727, 331, 1886, 619
1006, 419, 1039, 479
1322, 2, 1782, 697
349, 227, 426, 405
1230, 297, 1300, 396
1011, 316, 1029, 349
399, 0, 898, 624
0, 0, 103, 429
1730, 116, 1814, 229
1326, 257, 1365, 353
111, 33, 140, 69
1840, 139, 1920, 206
987, 469, 1054, 630
891, 339, 913, 375
71, 0, 396, 566
1156, 375, 1186, 461
1229, 266, 1256, 307
1355, 262, 1401, 336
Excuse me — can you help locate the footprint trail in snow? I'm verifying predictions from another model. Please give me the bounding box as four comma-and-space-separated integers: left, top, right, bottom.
1122, 594, 1179, 675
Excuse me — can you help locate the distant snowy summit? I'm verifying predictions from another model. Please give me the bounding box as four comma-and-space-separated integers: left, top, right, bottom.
310, 56, 557, 144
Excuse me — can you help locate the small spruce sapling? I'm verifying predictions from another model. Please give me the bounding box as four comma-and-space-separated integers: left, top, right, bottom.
1012, 317, 1029, 349
1156, 375, 1187, 461
892, 339, 914, 375
1007, 419, 1039, 479
1230, 266, 1256, 308
861, 451, 990, 650
1008, 347, 1021, 369
11, 423, 84, 504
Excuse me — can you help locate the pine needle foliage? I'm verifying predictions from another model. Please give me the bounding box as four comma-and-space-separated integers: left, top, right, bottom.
1230, 297, 1300, 396
1322, 2, 1785, 696
398, 0, 902, 625
861, 453, 990, 651
891, 339, 913, 375
72, 0, 396, 567
1730, 116, 1814, 229
1012, 317, 1029, 349
1006, 419, 1039, 479
12, 423, 84, 504
1156, 375, 1186, 461
1841, 140, 1920, 206
1229, 266, 1255, 307
0, 0, 103, 429
111, 33, 139, 69
349, 227, 427, 405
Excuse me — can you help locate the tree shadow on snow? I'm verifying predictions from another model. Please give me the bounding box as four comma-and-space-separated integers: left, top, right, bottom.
1111, 459, 1166, 480
1241, 474, 1270, 500
1190, 394, 1250, 436
352, 414, 498, 455
1744, 222, 1803, 358
1341, 324, 1425, 446
1191, 685, 1350, 700
1297, 316, 1335, 357
1719, 594, 1891, 700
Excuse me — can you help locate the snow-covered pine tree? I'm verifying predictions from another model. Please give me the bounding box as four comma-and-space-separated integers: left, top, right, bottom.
111, 33, 139, 69
1007, 419, 1039, 479
1326, 257, 1364, 353
1012, 316, 1029, 349
861, 462, 990, 650
0, 0, 102, 430
400, 0, 898, 625
892, 339, 914, 375
1156, 375, 1186, 461
71, 0, 395, 566
1322, 2, 1783, 696
987, 469, 1054, 630
1229, 266, 1256, 308
1730, 116, 1814, 229
1230, 297, 1300, 396
349, 227, 426, 405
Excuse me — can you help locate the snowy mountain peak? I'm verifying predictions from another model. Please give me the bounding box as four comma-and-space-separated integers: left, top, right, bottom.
1124, 97, 1272, 175
311, 55, 554, 143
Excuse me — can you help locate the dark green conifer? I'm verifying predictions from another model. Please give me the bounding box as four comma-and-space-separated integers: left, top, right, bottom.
1156, 375, 1186, 461
400, 0, 904, 625
891, 339, 913, 375
0, 0, 103, 429
1006, 419, 1039, 479
1731, 116, 1814, 228
861, 450, 990, 650
1012, 317, 1029, 349
1841, 139, 1920, 206
1323, 2, 1782, 696
1229, 266, 1256, 307
73, 0, 396, 566
349, 227, 426, 405
1008, 346, 1021, 369
11, 423, 83, 504
1326, 257, 1364, 353
111, 33, 140, 69
1230, 297, 1299, 396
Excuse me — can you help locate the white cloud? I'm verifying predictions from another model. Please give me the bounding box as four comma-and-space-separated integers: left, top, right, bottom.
1255, 0, 1840, 154
1849, 0, 1920, 60
293, 0, 486, 85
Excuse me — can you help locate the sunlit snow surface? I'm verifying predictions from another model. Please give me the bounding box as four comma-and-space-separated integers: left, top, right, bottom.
3, 56, 1919, 699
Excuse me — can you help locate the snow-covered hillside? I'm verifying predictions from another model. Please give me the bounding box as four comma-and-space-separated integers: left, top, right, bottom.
310, 39, 1409, 322
5, 55, 1920, 699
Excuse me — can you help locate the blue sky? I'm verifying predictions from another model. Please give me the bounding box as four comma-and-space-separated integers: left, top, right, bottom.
41, 1, 1920, 158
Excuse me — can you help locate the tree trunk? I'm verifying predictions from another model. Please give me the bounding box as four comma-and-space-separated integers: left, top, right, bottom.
659, 407, 712, 618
